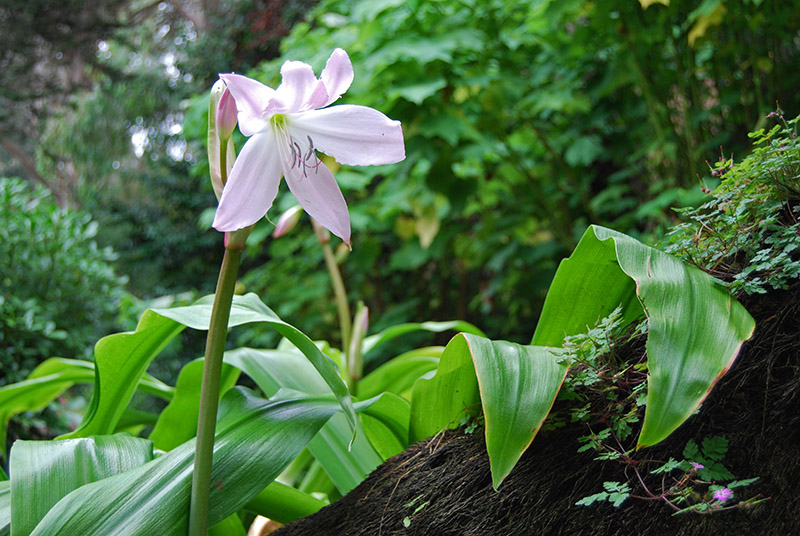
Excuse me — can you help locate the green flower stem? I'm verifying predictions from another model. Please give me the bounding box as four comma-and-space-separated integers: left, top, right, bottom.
312, 219, 352, 380
188, 246, 242, 536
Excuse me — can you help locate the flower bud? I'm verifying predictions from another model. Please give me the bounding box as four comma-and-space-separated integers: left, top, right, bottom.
217, 87, 238, 142
272, 205, 303, 238
208, 80, 236, 200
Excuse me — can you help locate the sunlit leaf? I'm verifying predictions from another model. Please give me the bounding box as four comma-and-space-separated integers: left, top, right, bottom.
359, 392, 410, 460
533, 225, 755, 447
362, 320, 485, 356
154, 294, 356, 435
60, 310, 185, 439
358, 347, 441, 400
242, 481, 327, 524
63, 293, 355, 443
208, 514, 245, 536
224, 347, 380, 493
409, 335, 480, 444
149, 358, 241, 451
410, 334, 567, 488
9, 434, 154, 535
0, 358, 171, 459
531, 231, 643, 348
28, 388, 340, 536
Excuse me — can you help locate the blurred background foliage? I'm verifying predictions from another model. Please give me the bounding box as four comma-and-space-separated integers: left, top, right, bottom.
1, 0, 799, 374
0, 178, 126, 385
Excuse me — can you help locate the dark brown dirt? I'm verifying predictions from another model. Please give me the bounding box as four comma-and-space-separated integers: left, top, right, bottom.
275, 286, 800, 535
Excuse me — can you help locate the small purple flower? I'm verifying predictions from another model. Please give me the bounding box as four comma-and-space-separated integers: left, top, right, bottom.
690, 462, 705, 470
713, 487, 733, 502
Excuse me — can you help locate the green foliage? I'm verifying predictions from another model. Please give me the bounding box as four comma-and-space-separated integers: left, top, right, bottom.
404, 225, 752, 489
576, 481, 632, 508
532, 225, 754, 448
61, 293, 356, 442
410, 334, 568, 489
0, 358, 172, 461
0, 220, 759, 529
665, 111, 800, 295
578, 433, 762, 514
9, 434, 154, 536
193, 0, 800, 347
682, 437, 735, 482
0, 178, 126, 384
13, 389, 344, 536
551, 307, 648, 449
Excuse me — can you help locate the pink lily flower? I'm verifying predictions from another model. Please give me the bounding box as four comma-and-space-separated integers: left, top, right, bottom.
212, 48, 405, 247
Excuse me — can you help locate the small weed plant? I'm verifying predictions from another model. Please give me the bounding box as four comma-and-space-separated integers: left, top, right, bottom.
555, 309, 767, 515
665, 107, 800, 295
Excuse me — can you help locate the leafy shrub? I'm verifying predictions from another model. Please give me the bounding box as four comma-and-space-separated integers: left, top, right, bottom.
184, 0, 800, 347
664, 111, 800, 295
0, 177, 127, 385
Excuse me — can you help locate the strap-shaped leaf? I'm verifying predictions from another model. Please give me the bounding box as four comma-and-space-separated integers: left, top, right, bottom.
594, 227, 755, 447
63, 293, 355, 442
0, 358, 171, 460
149, 359, 241, 451
154, 294, 356, 436
9, 434, 154, 535
358, 392, 410, 460
410, 334, 568, 488
208, 514, 245, 536
1, 481, 10, 536
532, 225, 755, 448
60, 310, 185, 439
362, 320, 486, 356
357, 347, 442, 400
224, 348, 380, 493
28, 388, 341, 536
242, 481, 327, 524
409, 335, 481, 443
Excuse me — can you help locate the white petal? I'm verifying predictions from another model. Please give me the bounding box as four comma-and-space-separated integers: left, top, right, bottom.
287, 105, 405, 166
321, 49, 354, 106
276, 131, 351, 246
219, 73, 273, 136
213, 129, 282, 232
273, 61, 328, 113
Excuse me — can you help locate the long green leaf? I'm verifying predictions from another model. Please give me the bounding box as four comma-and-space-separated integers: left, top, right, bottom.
9, 434, 154, 536
114, 408, 160, 435
410, 334, 568, 488
224, 348, 380, 493
409, 335, 480, 444
154, 294, 356, 435
465, 335, 568, 488
149, 358, 240, 451
243, 481, 327, 524
362, 320, 486, 356
0, 359, 171, 460
359, 392, 410, 460
1, 481, 10, 536
63, 293, 354, 442
531, 229, 642, 347
28, 388, 341, 536
593, 227, 755, 447
208, 514, 245, 536
357, 347, 442, 400
60, 310, 185, 439
532, 225, 755, 447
